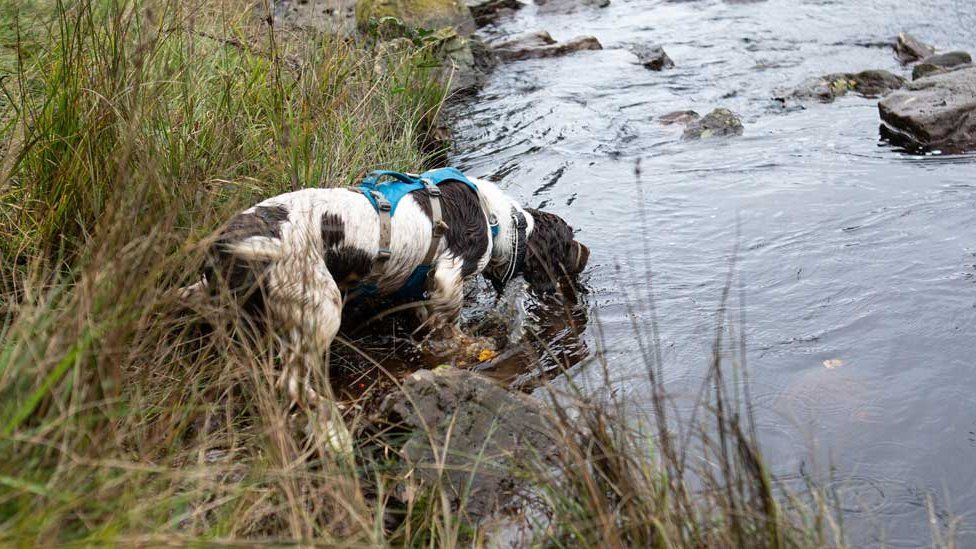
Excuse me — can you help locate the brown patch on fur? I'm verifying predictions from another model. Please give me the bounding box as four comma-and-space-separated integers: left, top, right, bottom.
522, 208, 585, 293
206, 205, 289, 314
414, 181, 489, 277
321, 212, 373, 289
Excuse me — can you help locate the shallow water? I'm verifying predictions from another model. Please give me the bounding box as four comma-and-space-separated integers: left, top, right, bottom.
445, 0, 976, 544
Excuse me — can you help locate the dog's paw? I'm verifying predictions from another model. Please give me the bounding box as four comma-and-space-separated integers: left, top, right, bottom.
277, 364, 326, 408
424, 333, 497, 363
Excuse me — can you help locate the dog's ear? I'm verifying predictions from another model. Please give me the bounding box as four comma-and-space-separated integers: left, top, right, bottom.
522, 209, 581, 293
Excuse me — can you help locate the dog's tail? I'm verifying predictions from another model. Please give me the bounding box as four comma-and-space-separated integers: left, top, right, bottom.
176, 278, 209, 301
222, 236, 285, 261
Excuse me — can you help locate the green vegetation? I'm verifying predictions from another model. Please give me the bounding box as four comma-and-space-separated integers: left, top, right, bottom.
0, 0, 958, 546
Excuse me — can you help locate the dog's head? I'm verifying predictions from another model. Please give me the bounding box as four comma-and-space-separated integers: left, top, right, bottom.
521, 208, 589, 293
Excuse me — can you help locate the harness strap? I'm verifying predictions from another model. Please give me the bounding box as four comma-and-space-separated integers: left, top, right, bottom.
359, 190, 392, 293
420, 178, 448, 270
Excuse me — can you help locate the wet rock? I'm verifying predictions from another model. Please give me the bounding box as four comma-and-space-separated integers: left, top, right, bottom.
659, 110, 699, 126
895, 32, 935, 65
787, 70, 905, 103
377, 368, 555, 519
536, 0, 609, 14
912, 51, 973, 80
356, 0, 476, 36
633, 44, 674, 71
682, 108, 743, 140
492, 31, 602, 62
433, 29, 493, 92
466, 0, 522, 26
372, 28, 492, 93
879, 66, 976, 152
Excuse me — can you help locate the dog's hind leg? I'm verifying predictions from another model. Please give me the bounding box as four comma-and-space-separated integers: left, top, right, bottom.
268, 258, 342, 407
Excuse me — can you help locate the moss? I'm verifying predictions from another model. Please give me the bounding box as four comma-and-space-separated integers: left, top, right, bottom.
356, 0, 475, 36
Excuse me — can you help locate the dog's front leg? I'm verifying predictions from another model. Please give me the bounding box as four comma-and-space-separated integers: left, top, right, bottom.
418, 258, 495, 359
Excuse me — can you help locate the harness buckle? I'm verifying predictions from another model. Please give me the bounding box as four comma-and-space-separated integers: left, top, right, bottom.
370, 191, 392, 212
433, 219, 448, 236
376, 248, 392, 261
422, 178, 441, 197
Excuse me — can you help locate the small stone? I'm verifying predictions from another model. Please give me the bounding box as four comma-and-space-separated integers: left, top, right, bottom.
786, 69, 905, 103
895, 32, 935, 65
659, 110, 700, 126
632, 44, 674, 71
912, 51, 973, 80
682, 108, 743, 140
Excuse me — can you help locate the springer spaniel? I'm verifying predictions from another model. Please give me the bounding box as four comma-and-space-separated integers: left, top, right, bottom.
198, 172, 589, 406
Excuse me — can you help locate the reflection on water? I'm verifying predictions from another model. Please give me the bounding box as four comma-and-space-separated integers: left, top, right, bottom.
443, 0, 976, 544
331, 278, 590, 399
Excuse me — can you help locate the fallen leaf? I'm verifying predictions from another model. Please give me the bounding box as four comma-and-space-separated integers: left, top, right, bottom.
822, 358, 844, 369
477, 348, 498, 362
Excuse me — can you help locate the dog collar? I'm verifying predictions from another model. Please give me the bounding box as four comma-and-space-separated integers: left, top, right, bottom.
495, 207, 527, 289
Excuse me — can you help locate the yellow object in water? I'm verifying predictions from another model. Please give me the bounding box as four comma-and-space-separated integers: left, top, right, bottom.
478, 349, 498, 362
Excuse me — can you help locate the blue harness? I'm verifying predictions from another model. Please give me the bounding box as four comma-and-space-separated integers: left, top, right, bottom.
359, 168, 477, 215
353, 168, 497, 301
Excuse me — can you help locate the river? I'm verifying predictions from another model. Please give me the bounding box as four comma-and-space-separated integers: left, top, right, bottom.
445, 0, 976, 545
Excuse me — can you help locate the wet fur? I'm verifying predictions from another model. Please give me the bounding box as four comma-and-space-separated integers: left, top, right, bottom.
200, 177, 587, 408
413, 181, 490, 277
523, 208, 589, 293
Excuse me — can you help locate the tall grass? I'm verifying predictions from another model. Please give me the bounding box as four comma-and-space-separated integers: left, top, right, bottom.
0, 0, 448, 543
0, 0, 955, 546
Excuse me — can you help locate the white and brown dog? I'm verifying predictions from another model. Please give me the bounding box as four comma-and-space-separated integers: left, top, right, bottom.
200, 171, 589, 405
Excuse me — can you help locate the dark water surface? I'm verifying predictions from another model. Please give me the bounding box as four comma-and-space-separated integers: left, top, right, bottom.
446, 0, 976, 545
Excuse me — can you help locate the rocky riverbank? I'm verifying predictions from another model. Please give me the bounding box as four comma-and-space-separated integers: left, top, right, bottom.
269, 0, 976, 537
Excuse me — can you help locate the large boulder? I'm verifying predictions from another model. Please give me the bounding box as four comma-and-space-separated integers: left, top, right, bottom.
492, 31, 602, 62
632, 44, 674, 71
879, 66, 976, 152
912, 51, 973, 80
682, 108, 743, 139
786, 70, 905, 103
377, 368, 556, 520
356, 0, 476, 36
371, 27, 494, 93
895, 32, 935, 65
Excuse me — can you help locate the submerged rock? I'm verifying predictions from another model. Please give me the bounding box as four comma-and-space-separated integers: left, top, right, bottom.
682, 108, 743, 139
659, 110, 700, 126
356, 0, 476, 36
633, 44, 674, 71
879, 66, 976, 152
536, 0, 609, 14
492, 31, 602, 62
377, 368, 555, 519
466, 0, 521, 26
912, 51, 973, 80
787, 70, 905, 103
895, 32, 935, 64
